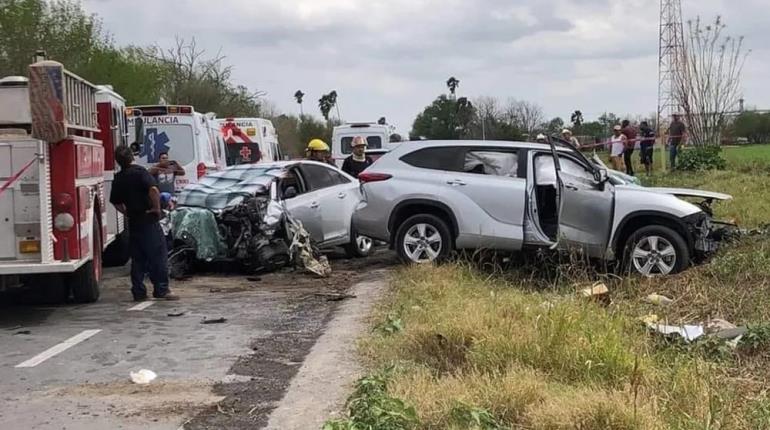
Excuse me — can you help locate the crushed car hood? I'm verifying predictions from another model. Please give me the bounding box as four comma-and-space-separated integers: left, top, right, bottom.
646, 188, 732, 201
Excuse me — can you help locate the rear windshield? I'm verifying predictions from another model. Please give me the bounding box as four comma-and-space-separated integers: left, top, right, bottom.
341, 135, 383, 154
137, 124, 195, 166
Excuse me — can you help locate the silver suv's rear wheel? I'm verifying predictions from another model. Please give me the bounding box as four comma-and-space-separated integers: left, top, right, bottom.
624, 225, 689, 276
395, 214, 452, 264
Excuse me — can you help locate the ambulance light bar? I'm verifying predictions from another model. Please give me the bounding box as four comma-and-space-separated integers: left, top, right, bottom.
126, 105, 194, 117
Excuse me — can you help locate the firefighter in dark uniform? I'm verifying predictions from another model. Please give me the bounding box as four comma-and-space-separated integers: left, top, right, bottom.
110, 145, 179, 302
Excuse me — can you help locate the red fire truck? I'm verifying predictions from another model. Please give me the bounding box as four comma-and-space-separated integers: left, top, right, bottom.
0, 60, 131, 304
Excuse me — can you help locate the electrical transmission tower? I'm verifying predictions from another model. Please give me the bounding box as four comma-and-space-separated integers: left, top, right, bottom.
657, 0, 687, 131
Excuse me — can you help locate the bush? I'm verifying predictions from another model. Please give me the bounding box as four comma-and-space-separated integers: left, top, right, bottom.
677, 145, 727, 171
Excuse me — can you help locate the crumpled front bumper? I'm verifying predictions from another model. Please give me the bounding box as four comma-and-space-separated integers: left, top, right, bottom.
683, 212, 736, 255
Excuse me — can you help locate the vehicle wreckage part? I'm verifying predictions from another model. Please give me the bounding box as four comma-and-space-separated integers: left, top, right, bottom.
625, 225, 689, 276
396, 214, 452, 264
345, 233, 373, 258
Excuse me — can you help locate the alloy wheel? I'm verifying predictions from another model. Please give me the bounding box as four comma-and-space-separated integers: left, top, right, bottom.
632, 235, 677, 276
403, 223, 442, 263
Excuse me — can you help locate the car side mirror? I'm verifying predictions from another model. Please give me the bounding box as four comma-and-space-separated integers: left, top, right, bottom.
595, 168, 609, 184
283, 186, 298, 199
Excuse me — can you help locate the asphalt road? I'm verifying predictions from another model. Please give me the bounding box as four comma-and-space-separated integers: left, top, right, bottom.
0, 250, 397, 430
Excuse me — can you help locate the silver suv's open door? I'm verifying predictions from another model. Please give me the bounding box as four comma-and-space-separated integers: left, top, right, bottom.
524, 138, 564, 248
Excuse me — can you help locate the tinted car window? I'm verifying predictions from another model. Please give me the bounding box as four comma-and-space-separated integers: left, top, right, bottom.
535, 154, 593, 185
301, 164, 338, 191
463, 150, 518, 177
400, 147, 463, 171
328, 169, 351, 185
559, 156, 594, 181
341, 136, 383, 154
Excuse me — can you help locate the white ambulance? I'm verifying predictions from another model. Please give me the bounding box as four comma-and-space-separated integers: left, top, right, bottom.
217, 117, 282, 165
127, 105, 226, 190
331, 122, 395, 168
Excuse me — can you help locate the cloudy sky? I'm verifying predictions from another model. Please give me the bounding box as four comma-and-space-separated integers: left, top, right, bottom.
84, 0, 769, 134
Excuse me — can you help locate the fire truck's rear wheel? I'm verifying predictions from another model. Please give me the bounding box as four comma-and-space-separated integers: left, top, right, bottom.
69, 216, 102, 303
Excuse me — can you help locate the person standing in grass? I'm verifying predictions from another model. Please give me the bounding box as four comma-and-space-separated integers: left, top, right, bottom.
621, 120, 637, 176
561, 129, 581, 149
609, 125, 627, 172
639, 121, 656, 176
667, 113, 687, 170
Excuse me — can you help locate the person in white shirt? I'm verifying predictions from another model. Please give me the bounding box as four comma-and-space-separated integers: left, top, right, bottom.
609, 125, 627, 171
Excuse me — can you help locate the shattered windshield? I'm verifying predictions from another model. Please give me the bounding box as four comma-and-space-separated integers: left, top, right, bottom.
464, 151, 518, 176
177, 165, 281, 210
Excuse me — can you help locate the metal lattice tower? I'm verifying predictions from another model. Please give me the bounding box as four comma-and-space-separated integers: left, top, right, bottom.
657, 0, 687, 130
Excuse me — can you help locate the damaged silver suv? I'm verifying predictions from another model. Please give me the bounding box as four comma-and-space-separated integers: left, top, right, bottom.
353, 139, 731, 276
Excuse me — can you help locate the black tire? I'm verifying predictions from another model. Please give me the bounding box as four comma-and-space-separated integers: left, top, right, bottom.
395, 214, 453, 264
103, 230, 130, 267
623, 225, 690, 276
69, 216, 102, 303
257, 240, 291, 272
344, 231, 373, 259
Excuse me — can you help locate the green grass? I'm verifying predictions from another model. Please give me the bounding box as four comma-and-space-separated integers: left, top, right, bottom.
329, 146, 770, 430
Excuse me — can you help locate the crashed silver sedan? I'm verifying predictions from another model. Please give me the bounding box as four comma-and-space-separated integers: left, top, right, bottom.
353, 139, 733, 276
167, 161, 371, 276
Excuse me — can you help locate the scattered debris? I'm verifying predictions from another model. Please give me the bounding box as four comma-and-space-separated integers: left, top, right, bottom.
202, 317, 227, 324
6, 325, 22, 331
167, 311, 186, 317
649, 323, 705, 342
247, 277, 262, 282
714, 327, 748, 340
580, 282, 608, 297
209, 288, 223, 293
645, 293, 674, 306
579, 282, 610, 305
14, 330, 31, 335
129, 369, 157, 385
706, 318, 737, 332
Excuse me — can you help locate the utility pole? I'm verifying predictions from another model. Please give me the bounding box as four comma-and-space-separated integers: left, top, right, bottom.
657, 0, 687, 166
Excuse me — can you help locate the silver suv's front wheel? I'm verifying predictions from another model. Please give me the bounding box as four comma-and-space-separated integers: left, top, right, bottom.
624, 225, 689, 276
395, 214, 452, 264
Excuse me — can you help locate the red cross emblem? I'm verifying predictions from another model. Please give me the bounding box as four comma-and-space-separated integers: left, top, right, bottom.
239, 145, 252, 161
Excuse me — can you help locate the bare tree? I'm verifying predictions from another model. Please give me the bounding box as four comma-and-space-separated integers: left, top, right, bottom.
155, 37, 265, 116
473, 96, 501, 140
675, 16, 749, 146
505, 99, 545, 139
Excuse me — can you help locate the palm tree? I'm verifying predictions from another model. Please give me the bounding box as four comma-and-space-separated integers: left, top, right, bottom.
294, 90, 305, 116
446, 77, 460, 99
328, 90, 341, 122
318, 94, 332, 121
570, 110, 584, 128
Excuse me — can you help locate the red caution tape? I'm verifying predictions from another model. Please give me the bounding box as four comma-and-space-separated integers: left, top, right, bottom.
0, 156, 38, 197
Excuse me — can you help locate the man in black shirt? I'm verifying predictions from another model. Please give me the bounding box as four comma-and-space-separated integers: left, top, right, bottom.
341, 136, 373, 178
639, 121, 656, 176
668, 113, 687, 170
110, 145, 178, 301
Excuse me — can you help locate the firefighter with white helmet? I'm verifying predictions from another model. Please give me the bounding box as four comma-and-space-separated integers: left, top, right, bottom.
536, 133, 547, 143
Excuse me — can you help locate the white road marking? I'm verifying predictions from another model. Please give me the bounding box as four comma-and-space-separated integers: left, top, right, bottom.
15, 329, 102, 368
128, 301, 155, 311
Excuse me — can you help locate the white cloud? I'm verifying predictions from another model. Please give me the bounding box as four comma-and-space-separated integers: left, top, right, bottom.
85, 0, 770, 134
